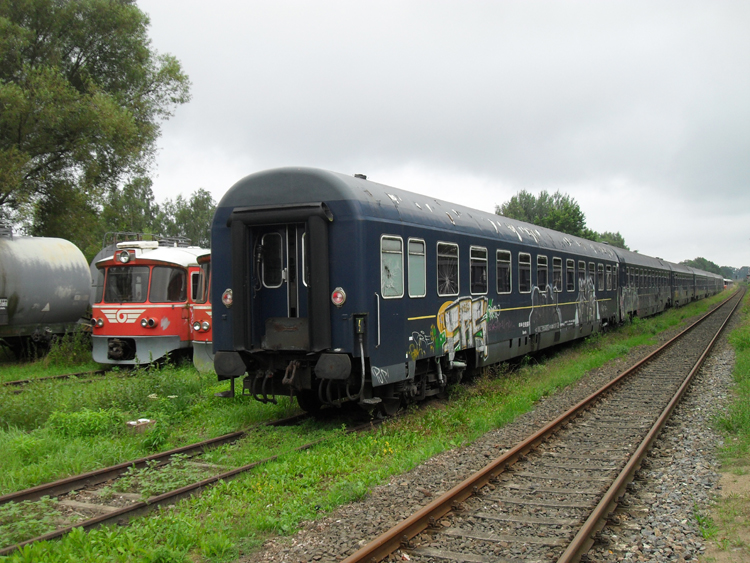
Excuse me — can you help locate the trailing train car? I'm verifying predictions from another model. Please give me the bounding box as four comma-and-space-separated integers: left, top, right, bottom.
211, 168, 631, 413
91, 241, 209, 366
191, 252, 214, 373
0, 228, 91, 357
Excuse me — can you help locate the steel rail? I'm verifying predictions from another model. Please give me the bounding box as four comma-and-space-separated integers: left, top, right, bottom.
340, 289, 742, 563
0, 417, 381, 557
2, 369, 110, 387
558, 286, 745, 562
0, 412, 308, 506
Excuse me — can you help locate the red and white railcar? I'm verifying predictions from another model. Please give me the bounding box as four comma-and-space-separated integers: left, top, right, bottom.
190, 252, 214, 372
91, 241, 209, 365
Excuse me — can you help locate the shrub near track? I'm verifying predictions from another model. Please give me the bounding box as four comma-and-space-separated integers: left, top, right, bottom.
0, 291, 735, 563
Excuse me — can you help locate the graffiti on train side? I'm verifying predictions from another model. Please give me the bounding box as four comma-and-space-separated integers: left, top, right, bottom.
432, 296, 489, 359
575, 277, 600, 325
408, 329, 435, 361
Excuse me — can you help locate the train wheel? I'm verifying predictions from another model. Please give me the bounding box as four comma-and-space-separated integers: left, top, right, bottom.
296, 390, 322, 413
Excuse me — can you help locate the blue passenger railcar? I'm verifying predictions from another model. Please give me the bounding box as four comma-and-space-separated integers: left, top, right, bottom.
613, 248, 672, 320
211, 168, 621, 412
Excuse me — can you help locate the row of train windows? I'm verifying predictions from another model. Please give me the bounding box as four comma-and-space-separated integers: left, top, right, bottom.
380, 237, 618, 299
626, 268, 669, 289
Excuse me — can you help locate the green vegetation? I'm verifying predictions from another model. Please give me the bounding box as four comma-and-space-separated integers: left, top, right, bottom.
704, 286, 750, 559
0, 291, 733, 561
495, 188, 628, 248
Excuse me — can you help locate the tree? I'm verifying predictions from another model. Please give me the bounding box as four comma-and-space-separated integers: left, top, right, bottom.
680, 257, 723, 276
596, 231, 629, 250
496, 190, 591, 239
0, 0, 190, 231
156, 189, 215, 248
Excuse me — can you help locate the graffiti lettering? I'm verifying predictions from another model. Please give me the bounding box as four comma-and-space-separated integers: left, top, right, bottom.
371, 366, 389, 385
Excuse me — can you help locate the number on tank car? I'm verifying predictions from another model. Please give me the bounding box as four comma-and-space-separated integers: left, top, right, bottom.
518, 321, 530, 328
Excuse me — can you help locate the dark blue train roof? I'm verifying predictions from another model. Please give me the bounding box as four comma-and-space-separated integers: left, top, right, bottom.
217, 167, 620, 261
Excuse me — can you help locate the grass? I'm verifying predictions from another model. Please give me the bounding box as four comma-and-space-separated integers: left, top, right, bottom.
702, 285, 750, 560
0, 290, 735, 562
0, 330, 100, 384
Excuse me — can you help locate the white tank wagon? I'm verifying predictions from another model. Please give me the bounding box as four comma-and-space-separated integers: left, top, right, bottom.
0, 231, 91, 356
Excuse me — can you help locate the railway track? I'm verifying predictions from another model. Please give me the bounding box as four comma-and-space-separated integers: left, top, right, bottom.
0, 410, 376, 556
343, 288, 744, 563
2, 369, 110, 388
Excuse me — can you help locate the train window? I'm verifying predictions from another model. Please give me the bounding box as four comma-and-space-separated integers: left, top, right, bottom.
519, 253, 532, 293
606, 265, 612, 291
191, 272, 200, 302
597, 264, 604, 291
94, 268, 105, 303
437, 242, 459, 296
553, 258, 562, 292
566, 259, 575, 291
497, 250, 512, 294
588, 263, 595, 286
381, 236, 404, 298
195, 262, 211, 304
150, 267, 187, 303
408, 239, 426, 298
261, 233, 283, 288
537, 255, 548, 289
470, 247, 488, 295
578, 260, 586, 290
104, 266, 149, 303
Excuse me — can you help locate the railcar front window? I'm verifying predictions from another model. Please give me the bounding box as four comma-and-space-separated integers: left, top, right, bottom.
437, 243, 459, 296
497, 250, 511, 294
566, 259, 575, 291
408, 239, 426, 298
537, 255, 548, 289
470, 247, 488, 295
94, 268, 105, 303
262, 233, 283, 288
150, 266, 187, 303
553, 257, 562, 292
381, 236, 404, 298
519, 253, 531, 293
104, 266, 150, 303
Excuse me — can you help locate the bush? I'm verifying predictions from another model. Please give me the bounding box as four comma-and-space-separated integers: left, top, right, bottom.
47, 408, 125, 438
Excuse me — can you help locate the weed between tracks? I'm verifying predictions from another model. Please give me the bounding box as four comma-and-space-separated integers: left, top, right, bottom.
0, 291, 734, 562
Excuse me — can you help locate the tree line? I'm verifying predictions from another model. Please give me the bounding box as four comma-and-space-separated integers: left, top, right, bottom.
0, 0, 211, 261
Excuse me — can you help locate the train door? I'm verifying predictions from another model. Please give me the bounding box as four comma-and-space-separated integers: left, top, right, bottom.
252, 224, 309, 341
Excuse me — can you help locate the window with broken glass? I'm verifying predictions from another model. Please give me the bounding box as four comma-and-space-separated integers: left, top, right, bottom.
437, 242, 459, 296
381, 236, 404, 298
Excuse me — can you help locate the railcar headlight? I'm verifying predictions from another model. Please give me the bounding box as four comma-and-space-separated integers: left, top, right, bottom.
117, 250, 130, 264
331, 287, 346, 307
97, 318, 104, 327
141, 318, 156, 328
192, 321, 201, 331
222, 289, 233, 308
201, 321, 210, 331
141, 318, 148, 328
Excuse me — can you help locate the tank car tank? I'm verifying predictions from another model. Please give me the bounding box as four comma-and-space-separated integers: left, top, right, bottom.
0, 229, 91, 355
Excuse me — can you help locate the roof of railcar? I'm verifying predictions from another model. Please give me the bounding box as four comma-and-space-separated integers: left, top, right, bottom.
95, 246, 208, 269
218, 167, 621, 261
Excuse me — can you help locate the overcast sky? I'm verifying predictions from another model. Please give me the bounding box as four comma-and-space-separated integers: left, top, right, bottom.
138, 0, 750, 270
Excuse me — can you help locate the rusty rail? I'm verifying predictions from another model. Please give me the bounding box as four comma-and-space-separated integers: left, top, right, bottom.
341, 289, 743, 563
